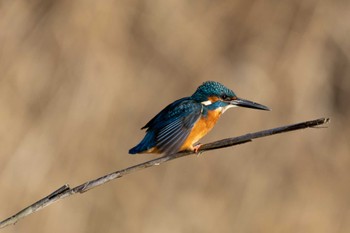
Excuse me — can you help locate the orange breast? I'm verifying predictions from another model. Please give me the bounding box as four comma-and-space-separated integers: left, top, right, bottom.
180, 109, 222, 151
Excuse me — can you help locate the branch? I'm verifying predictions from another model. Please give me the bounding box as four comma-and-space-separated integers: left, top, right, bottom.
0, 117, 330, 229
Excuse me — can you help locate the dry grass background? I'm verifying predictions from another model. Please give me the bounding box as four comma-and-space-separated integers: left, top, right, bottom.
0, 0, 349, 232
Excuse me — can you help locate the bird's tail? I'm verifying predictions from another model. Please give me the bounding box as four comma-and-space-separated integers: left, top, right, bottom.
129, 132, 155, 154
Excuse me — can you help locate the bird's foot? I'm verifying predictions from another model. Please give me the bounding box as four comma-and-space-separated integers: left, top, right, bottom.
193, 144, 202, 154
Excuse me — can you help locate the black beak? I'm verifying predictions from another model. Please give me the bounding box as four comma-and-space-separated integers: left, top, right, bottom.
230, 97, 270, 111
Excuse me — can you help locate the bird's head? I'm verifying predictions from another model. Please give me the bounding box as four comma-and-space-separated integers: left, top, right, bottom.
192, 81, 270, 112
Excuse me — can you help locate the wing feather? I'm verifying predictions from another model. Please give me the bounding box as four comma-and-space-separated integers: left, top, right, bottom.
150, 100, 202, 155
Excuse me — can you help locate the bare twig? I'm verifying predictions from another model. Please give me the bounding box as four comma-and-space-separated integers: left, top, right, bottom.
0, 117, 330, 229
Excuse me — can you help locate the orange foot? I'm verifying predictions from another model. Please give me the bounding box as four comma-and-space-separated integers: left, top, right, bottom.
193, 144, 202, 154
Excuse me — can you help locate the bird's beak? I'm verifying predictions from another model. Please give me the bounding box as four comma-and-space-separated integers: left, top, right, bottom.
230, 97, 270, 111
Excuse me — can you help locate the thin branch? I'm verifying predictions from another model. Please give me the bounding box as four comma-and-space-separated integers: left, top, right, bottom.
0, 117, 330, 229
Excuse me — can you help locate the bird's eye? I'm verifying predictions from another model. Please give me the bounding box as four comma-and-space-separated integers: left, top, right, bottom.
221, 94, 230, 101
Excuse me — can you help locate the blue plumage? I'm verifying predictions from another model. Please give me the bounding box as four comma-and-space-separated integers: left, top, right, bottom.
129, 97, 202, 155
191, 81, 236, 102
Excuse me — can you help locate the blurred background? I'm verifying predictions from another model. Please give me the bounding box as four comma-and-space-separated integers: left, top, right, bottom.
0, 0, 349, 232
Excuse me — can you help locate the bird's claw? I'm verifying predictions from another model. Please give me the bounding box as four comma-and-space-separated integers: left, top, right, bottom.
193, 144, 202, 154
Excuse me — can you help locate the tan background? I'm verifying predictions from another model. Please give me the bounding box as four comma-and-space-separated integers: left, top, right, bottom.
1, 1, 349, 233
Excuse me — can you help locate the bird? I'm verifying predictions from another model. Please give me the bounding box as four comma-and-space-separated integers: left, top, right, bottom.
129, 81, 270, 155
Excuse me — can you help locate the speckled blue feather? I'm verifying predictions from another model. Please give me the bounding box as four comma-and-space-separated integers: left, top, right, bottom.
191, 81, 236, 102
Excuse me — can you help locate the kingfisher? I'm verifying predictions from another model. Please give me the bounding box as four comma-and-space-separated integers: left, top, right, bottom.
129, 81, 270, 155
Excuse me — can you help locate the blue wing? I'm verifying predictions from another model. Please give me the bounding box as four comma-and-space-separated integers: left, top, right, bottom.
129, 97, 202, 155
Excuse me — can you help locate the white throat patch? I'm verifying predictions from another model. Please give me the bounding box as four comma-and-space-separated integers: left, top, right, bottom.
221, 104, 237, 113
